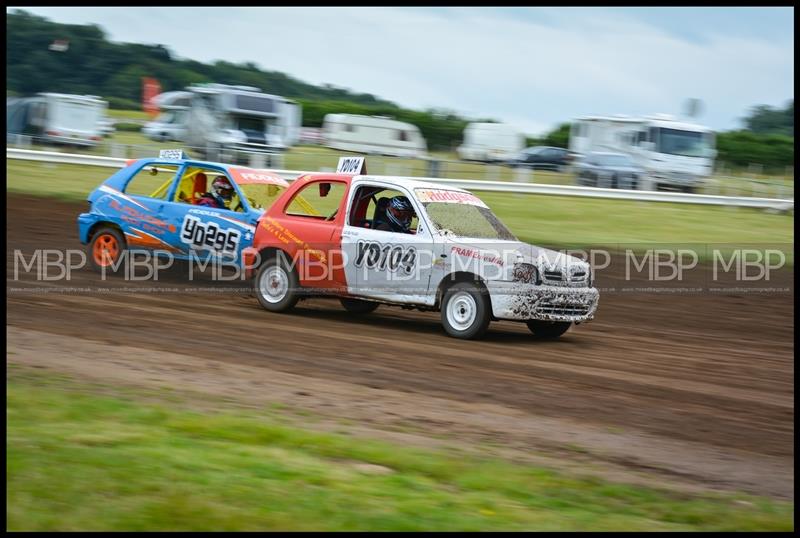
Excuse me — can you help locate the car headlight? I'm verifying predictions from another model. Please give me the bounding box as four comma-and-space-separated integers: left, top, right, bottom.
513, 263, 539, 285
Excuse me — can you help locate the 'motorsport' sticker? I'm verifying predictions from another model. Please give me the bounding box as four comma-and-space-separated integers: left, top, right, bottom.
355, 240, 416, 274
180, 214, 241, 255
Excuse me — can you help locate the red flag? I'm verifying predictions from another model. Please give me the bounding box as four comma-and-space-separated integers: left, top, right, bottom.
142, 77, 162, 118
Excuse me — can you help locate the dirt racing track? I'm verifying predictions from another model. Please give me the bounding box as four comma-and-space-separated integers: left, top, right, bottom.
6, 194, 795, 500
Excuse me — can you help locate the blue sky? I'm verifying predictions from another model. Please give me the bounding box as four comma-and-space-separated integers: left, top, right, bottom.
7, 7, 794, 136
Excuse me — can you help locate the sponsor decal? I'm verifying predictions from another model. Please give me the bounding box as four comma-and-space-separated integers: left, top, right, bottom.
188, 208, 223, 218
450, 246, 505, 266
236, 171, 286, 185
125, 227, 182, 252
180, 214, 241, 256
415, 189, 488, 207
261, 216, 326, 263
355, 240, 417, 274
110, 199, 174, 231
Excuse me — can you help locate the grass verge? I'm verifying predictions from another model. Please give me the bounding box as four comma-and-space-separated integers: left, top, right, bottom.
6, 365, 793, 531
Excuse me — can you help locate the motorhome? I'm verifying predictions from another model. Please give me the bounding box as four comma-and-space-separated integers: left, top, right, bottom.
322, 114, 427, 158
457, 122, 525, 162
7, 93, 107, 146
142, 91, 192, 142
186, 84, 300, 159
569, 114, 717, 192
144, 84, 301, 159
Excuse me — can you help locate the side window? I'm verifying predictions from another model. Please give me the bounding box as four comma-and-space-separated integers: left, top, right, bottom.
173, 167, 244, 213
285, 181, 347, 219
124, 164, 179, 199
348, 186, 419, 233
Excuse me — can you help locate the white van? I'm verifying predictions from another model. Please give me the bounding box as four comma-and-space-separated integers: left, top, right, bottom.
7, 93, 107, 147
322, 114, 427, 158
457, 122, 525, 162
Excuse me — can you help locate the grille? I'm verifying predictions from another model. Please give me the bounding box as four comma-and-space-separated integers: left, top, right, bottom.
535, 302, 591, 316
542, 269, 589, 285
543, 269, 563, 282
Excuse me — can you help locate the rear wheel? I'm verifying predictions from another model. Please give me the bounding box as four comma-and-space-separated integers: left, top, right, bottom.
340, 298, 379, 314
527, 320, 571, 340
441, 282, 491, 340
88, 226, 126, 273
254, 255, 300, 312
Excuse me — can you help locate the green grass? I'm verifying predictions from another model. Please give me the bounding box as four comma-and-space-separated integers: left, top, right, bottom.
106, 109, 151, 121
6, 366, 793, 531
7, 159, 793, 262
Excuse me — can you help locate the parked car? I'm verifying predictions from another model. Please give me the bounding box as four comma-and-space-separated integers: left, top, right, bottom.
508, 146, 575, 171
78, 150, 290, 272
244, 171, 599, 340
573, 151, 644, 189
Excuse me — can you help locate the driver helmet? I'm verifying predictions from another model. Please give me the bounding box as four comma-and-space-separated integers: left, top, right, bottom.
386, 196, 414, 232
211, 176, 234, 201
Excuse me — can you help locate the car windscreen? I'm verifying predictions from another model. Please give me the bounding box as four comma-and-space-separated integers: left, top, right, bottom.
416, 189, 516, 241
655, 128, 712, 157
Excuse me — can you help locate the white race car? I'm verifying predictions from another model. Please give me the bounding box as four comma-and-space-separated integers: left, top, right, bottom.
246, 170, 599, 340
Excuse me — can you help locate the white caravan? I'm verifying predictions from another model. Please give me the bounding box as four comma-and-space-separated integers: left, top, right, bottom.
569, 115, 716, 192
322, 114, 427, 158
457, 122, 525, 162
6, 93, 107, 146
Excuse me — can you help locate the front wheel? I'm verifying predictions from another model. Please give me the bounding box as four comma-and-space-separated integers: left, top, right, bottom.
527, 320, 571, 340
254, 255, 300, 312
441, 282, 491, 340
340, 298, 379, 314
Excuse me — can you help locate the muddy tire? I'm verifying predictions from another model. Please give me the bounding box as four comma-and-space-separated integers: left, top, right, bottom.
440, 281, 491, 340
88, 226, 126, 274
254, 255, 300, 313
527, 320, 571, 340
340, 298, 379, 315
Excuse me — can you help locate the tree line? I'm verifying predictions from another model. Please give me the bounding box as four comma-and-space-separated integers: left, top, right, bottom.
6, 10, 794, 168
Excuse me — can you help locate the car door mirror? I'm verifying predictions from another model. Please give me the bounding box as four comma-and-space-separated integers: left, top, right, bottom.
319, 182, 331, 197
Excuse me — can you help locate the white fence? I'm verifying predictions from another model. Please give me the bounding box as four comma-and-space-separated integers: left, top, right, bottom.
7, 147, 794, 212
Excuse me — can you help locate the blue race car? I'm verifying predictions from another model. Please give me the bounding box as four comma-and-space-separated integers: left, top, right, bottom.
78, 150, 290, 271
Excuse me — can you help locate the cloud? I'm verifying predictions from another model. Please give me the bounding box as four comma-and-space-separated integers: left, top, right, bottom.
10, 7, 794, 136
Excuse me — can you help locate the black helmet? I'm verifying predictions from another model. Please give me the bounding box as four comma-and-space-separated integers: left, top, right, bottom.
386, 196, 413, 232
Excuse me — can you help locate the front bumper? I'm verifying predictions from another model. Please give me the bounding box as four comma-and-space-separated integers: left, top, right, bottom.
487, 281, 599, 322
650, 172, 704, 187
